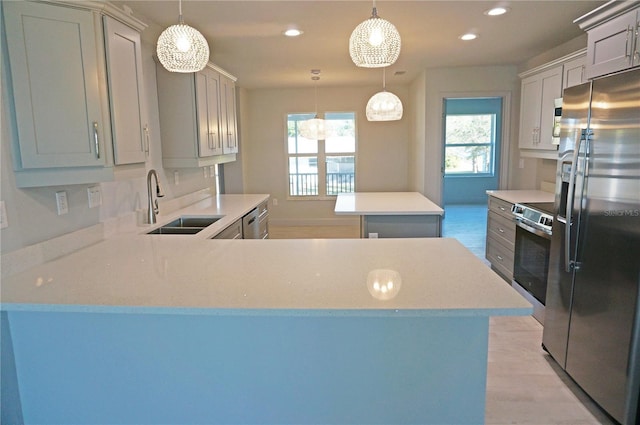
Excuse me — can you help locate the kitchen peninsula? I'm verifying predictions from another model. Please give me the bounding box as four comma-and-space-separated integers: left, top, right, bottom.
1, 215, 531, 424
334, 192, 444, 238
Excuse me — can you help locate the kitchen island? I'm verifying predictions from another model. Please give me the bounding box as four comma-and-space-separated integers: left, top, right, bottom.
1, 234, 530, 424
334, 192, 444, 238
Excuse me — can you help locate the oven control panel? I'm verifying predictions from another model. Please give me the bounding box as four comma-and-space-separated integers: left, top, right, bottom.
512, 203, 553, 234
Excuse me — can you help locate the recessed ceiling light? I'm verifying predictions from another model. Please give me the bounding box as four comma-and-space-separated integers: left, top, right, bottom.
283, 28, 303, 37
485, 7, 509, 16
459, 33, 478, 41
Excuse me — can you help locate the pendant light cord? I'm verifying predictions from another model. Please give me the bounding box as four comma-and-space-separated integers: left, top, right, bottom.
178, 0, 184, 24
382, 67, 386, 91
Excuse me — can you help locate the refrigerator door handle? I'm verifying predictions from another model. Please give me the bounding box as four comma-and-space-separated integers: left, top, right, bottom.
564, 129, 584, 272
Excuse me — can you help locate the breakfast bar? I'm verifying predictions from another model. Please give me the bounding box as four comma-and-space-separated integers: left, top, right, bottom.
1, 235, 531, 424
334, 192, 445, 238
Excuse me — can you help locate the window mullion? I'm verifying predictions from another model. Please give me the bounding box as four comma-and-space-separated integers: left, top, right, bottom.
318, 139, 327, 197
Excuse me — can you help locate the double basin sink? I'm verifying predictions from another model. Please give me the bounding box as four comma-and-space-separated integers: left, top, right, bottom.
147, 216, 223, 235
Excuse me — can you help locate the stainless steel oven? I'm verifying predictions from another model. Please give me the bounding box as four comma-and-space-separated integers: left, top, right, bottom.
511, 202, 554, 324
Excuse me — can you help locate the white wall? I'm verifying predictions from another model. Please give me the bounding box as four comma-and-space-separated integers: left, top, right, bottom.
408, 65, 523, 206
240, 85, 410, 226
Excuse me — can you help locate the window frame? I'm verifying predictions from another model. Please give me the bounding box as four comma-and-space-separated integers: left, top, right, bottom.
443, 113, 497, 177
285, 111, 357, 200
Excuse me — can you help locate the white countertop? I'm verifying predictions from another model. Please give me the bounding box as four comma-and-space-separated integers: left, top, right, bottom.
486, 190, 554, 205
334, 192, 444, 216
0, 236, 531, 316
144, 193, 269, 239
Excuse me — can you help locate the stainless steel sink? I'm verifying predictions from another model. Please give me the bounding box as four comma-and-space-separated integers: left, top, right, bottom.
147, 227, 204, 235
146, 215, 223, 235
163, 216, 221, 228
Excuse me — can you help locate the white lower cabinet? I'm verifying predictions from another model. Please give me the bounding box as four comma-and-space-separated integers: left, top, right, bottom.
485, 196, 515, 282
213, 219, 243, 239
2, 0, 148, 188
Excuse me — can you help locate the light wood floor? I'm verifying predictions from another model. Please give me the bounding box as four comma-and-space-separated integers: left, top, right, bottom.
269, 224, 615, 424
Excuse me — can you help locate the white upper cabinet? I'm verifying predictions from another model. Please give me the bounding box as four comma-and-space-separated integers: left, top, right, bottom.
156, 63, 238, 168
563, 53, 588, 89
103, 16, 147, 165
518, 50, 588, 159
220, 74, 239, 155
2, 0, 148, 187
518, 65, 563, 152
577, 2, 640, 79
4, 1, 106, 169
196, 68, 223, 157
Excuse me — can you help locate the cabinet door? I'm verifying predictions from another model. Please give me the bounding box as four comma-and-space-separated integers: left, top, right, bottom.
586, 9, 638, 79
220, 75, 239, 154
518, 76, 542, 149
195, 70, 223, 157
103, 16, 146, 165
563, 55, 587, 89
4, 1, 106, 168
205, 70, 223, 156
537, 66, 563, 150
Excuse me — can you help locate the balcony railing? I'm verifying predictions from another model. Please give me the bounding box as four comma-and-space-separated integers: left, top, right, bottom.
289, 172, 355, 196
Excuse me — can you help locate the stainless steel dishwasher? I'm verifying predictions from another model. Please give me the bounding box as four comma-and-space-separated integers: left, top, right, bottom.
241, 208, 260, 239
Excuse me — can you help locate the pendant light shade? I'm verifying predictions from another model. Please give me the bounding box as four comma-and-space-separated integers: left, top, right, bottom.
349, 3, 401, 68
157, 0, 210, 73
366, 68, 403, 121
299, 118, 326, 140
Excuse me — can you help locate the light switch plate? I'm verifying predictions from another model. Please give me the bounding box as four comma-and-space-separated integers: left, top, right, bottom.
56, 191, 69, 215
0, 201, 8, 229
87, 186, 102, 208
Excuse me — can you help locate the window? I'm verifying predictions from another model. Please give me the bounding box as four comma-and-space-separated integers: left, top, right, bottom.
287, 112, 356, 197
444, 114, 496, 175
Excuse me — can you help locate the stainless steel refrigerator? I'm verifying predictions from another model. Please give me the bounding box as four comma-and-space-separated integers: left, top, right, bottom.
543, 67, 640, 424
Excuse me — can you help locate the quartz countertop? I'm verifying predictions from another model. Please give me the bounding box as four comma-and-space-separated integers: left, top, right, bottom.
143, 193, 269, 239
1, 237, 531, 317
486, 190, 554, 205
334, 192, 444, 215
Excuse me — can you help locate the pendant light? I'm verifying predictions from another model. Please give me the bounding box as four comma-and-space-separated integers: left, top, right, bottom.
299, 73, 327, 140
349, 0, 401, 68
366, 68, 403, 121
156, 0, 210, 73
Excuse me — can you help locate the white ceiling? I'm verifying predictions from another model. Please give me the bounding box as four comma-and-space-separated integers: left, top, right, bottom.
112, 0, 606, 89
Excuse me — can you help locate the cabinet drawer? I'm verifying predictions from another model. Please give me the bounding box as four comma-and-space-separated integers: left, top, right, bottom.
487, 211, 515, 248
486, 236, 514, 281
488, 196, 514, 220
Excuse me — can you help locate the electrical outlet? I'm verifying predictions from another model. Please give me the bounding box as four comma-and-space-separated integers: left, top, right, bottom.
87, 186, 102, 208
368, 232, 379, 239
0, 201, 8, 229
273, 198, 278, 206
56, 191, 69, 215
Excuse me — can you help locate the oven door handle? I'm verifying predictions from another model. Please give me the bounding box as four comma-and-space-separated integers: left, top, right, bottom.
515, 219, 551, 240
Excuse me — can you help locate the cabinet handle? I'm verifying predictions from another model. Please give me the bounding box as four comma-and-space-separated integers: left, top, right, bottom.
497, 255, 504, 261
626, 25, 633, 60
93, 122, 100, 159
144, 125, 150, 156
499, 206, 506, 211
634, 22, 640, 64
498, 227, 504, 233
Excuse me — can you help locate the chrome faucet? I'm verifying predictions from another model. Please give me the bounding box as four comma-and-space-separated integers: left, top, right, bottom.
147, 169, 164, 224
